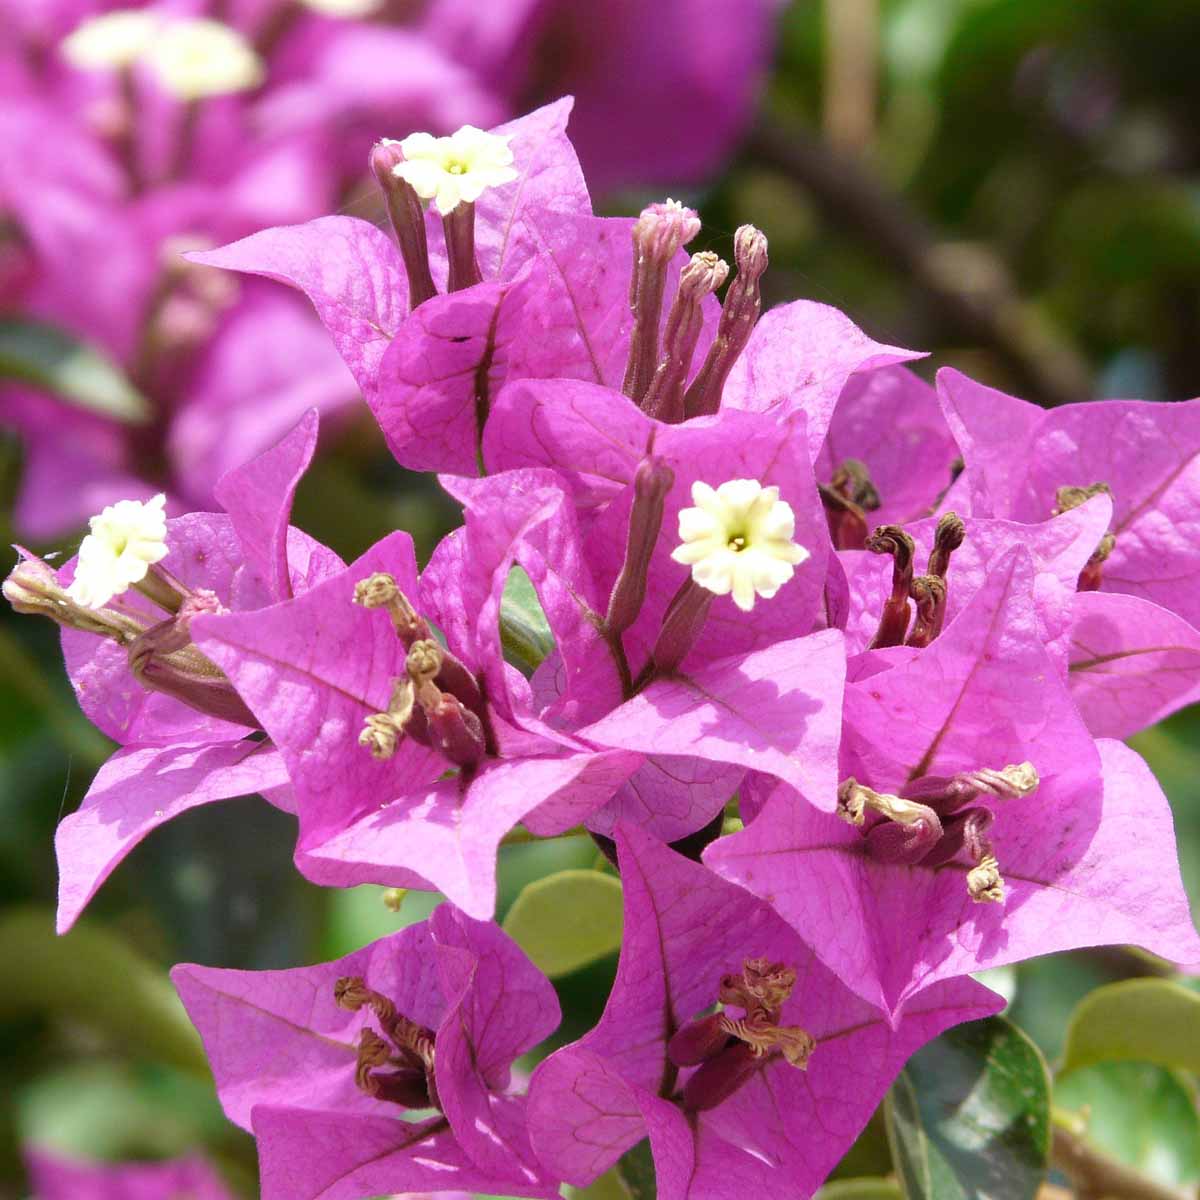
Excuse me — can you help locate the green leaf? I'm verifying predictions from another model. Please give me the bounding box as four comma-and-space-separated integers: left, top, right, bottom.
500, 566, 555, 674
501, 869, 623, 978
1061, 979, 1200, 1075
0, 319, 150, 423
0, 907, 207, 1077
817, 1181, 904, 1199
1056, 1062, 1200, 1187
567, 1167, 633, 1198
885, 1016, 1050, 1200
615, 1138, 657, 1200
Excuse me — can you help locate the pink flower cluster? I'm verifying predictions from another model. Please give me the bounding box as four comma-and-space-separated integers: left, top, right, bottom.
8, 101, 1200, 1199
0, 0, 782, 537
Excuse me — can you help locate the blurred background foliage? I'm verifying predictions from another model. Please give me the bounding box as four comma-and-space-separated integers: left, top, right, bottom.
3, 0, 1200, 1196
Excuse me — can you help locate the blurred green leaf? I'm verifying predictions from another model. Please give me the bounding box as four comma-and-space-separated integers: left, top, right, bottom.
500, 566, 554, 674
0, 320, 150, 423
502, 869, 622, 978
1061, 979, 1200, 1075
567, 1168, 633, 1198
320, 884, 439, 959
1056, 1061, 1200, 1187
885, 1016, 1050, 1200
18, 1062, 218, 1160
818, 1181, 904, 1200
615, 1138, 656, 1200
0, 907, 206, 1077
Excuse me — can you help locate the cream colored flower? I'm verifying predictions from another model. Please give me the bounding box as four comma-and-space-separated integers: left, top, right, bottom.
61, 10, 162, 70
671, 479, 809, 612
393, 126, 518, 216
299, 0, 383, 15
142, 18, 263, 101
66, 495, 169, 609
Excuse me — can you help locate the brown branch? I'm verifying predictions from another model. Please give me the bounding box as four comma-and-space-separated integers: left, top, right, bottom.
747, 119, 1093, 407
1050, 1127, 1194, 1200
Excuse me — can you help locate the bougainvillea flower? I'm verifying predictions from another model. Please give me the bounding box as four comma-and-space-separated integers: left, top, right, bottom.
814, 364, 962, 541
708, 547, 1200, 1019
528, 824, 1001, 1198
192, 469, 639, 917
190, 100, 591, 466
173, 904, 560, 1200
2, 412, 341, 931
938, 368, 1200, 626
458, 395, 850, 841
24, 1149, 232, 1200
838, 494, 1113, 666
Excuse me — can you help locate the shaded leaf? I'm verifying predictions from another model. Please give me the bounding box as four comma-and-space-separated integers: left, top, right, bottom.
0, 319, 149, 423
501, 868, 622, 978
500, 564, 555, 674
0, 907, 207, 1076
1056, 1062, 1200, 1187
1061, 978, 1200, 1075
885, 1016, 1050, 1200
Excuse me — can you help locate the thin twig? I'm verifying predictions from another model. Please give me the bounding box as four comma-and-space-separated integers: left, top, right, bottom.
748, 119, 1093, 407
1051, 1127, 1194, 1200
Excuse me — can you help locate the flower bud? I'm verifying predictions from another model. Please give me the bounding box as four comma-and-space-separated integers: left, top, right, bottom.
684, 225, 769, 418
642, 252, 729, 424
865, 525, 915, 648
667, 1013, 729, 1068
622, 199, 701, 406
680, 1041, 759, 1112
605, 455, 676, 637
370, 140, 437, 310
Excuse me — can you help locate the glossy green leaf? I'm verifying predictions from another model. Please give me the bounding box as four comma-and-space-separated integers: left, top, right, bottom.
885, 1016, 1050, 1200
0, 319, 150, 423
500, 565, 555, 674
501, 869, 622, 978
1056, 1062, 1200, 1187
1061, 979, 1200, 1075
817, 1180, 904, 1199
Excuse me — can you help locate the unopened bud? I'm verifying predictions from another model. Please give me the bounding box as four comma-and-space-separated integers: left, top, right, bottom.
606, 456, 675, 636
407, 638, 443, 685
355, 574, 431, 644
648, 578, 714, 679
129, 622, 258, 727
967, 853, 1005, 903
681, 1041, 759, 1112
442, 201, 482, 293
905, 574, 947, 648
370, 141, 437, 309
643, 252, 728, 424
928, 512, 965, 579
866, 525, 915, 649
683, 225, 769, 418
424, 692, 486, 767
1079, 530, 1116, 592
623, 200, 702, 405
667, 1012, 729, 1067
905, 761, 1038, 814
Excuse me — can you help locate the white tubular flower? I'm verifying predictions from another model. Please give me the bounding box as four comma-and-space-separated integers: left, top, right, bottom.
299, 0, 383, 14
61, 10, 162, 70
142, 18, 264, 101
66, 494, 169, 609
393, 126, 518, 216
671, 480, 810, 612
